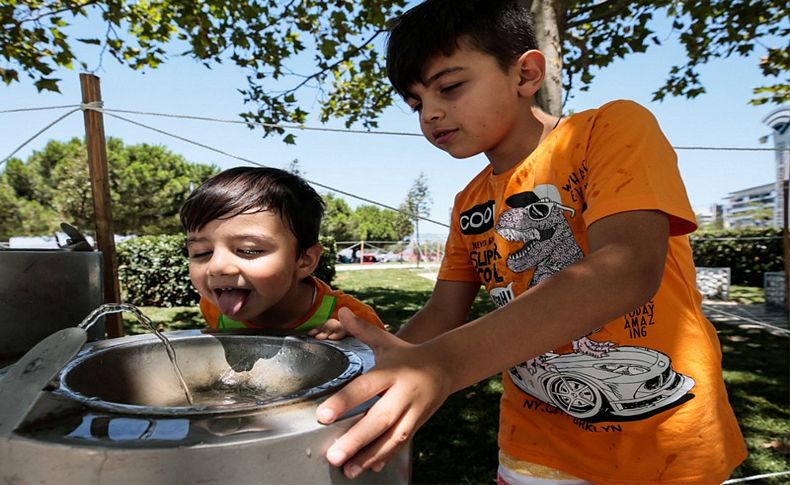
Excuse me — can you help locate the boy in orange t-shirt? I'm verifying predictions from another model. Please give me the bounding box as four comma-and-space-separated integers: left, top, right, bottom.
180, 166, 384, 337
316, 0, 747, 482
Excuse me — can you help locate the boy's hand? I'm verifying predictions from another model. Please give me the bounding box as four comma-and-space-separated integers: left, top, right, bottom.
316, 307, 452, 479
307, 318, 349, 340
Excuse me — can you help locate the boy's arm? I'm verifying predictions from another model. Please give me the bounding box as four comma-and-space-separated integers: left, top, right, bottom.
316, 209, 669, 479
396, 280, 481, 343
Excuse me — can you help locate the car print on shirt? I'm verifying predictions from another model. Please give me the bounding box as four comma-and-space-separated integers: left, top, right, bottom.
508, 345, 695, 420
493, 184, 695, 421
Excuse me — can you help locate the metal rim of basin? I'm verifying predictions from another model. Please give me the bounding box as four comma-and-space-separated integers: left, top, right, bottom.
55, 332, 365, 417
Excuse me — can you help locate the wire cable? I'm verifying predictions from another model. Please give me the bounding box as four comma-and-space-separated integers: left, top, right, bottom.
101, 107, 424, 137
0, 108, 82, 168
4, 103, 788, 151
95, 109, 450, 228
1, 102, 784, 225
690, 236, 783, 241
722, 470, 790, 483
0, 104, 83, 114
674, 146, 788, 152
93, 106, 789, 151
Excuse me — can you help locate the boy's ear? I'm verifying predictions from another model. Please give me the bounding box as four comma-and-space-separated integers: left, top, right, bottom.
296, 243, 324, 278
515, 49, 545, 98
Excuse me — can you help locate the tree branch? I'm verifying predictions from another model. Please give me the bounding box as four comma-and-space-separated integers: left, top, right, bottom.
17, 0, 102, 25
271, 29, 386, 100
566, 0, 632, 29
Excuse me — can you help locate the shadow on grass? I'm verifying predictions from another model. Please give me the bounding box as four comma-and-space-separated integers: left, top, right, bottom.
348, 282, 500, 483
718, 325, 790, 483
413, 377, 502, 485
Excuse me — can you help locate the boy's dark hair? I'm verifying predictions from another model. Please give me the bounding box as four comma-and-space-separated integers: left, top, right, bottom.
180, 166, 325, 255
386, 0, 538, 99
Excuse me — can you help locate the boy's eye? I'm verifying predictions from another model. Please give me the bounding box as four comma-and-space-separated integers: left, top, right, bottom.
409, 102, 422, 113
237, 248, 263, 256
189, 250, 212, 259
440, 82, 462, 94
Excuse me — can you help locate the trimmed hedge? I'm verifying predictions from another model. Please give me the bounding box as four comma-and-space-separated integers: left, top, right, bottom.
690, 227, 783, 287
117, 234, 197, 307
315, 235, 337, 285
116, 228, 781, 304
117, 234, 338, 307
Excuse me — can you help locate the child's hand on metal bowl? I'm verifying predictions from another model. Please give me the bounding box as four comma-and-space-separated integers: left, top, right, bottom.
307, 318, 349, 340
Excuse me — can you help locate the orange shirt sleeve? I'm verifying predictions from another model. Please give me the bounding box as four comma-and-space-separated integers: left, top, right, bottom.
582, 100, 697, 236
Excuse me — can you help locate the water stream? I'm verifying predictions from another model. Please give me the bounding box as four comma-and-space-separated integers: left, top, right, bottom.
78, 303, 194, 406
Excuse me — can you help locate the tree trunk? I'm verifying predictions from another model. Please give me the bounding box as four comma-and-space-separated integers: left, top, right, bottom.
523, 0, 564, 116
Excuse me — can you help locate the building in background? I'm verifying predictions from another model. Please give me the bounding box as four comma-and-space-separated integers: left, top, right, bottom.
714, 108, 789, 230
762, 107, 790, 227
722, 183, 776, 229
694, 204, 723, 229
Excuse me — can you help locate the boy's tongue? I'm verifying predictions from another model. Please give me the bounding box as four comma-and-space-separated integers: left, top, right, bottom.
217, 289, 249, 316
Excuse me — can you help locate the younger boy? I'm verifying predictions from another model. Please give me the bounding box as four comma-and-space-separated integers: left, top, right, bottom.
316, 0, 747, 482
180, 166, 384, 337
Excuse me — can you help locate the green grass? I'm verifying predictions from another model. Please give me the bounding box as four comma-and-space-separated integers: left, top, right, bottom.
131, 271, 789, 484
730, 285, 766, 304
332, 269, 496, 333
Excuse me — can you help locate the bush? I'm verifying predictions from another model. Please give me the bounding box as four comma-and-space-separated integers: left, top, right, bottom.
117, 234, 198, 307
690, 227, 784, 287
118, 233, 338, 307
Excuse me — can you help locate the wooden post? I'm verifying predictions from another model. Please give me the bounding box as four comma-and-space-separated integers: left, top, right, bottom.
783, 178, 789, 312
415, 218, 421, 268
80, 74, 124, 338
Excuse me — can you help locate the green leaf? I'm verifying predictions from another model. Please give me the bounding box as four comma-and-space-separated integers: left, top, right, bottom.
33, 77, 61, 93
319, 39, 338, 59
0, 68, 19, 84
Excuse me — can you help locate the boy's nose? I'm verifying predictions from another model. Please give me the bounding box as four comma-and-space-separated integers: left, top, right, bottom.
206, 251, 239, 276
420, 102, 443, 124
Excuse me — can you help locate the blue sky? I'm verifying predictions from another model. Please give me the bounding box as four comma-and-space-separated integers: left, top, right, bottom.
1, 10, 784, 239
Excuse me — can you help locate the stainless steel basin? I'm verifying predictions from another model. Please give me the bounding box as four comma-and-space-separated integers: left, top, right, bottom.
1, 330, 411, 484
58, 333, 363, 415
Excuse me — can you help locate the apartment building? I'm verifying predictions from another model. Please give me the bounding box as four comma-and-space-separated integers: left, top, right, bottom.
722, 183, 777, 229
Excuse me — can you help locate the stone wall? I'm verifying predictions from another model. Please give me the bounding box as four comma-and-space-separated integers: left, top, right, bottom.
695, 267, 730, 300
764, 271, 786, 309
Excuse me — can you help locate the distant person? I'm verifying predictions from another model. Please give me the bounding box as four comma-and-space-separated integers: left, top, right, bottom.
180, 166, 384, 339
316, 0, 747, 483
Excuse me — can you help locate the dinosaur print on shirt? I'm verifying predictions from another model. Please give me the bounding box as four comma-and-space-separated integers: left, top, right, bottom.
493, 184, 694, 421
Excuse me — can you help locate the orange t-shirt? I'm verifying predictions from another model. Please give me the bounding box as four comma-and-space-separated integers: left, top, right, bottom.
199, 275, 385, 331
438, 100, 746, 483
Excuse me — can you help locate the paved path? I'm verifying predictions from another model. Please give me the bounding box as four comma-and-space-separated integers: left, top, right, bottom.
702, 300, 789, 334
